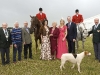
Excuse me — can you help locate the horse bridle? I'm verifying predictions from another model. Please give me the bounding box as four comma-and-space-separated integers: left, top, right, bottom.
83, 29, 87, 33
82, 29, 88, 39
77, 24, 87, 40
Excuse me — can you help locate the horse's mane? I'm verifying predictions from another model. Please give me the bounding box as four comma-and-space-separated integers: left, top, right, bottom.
30, 16, 41, 28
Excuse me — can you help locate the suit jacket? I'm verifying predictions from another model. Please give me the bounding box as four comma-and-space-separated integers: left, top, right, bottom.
22, 27, 32, 44
72, 14, 83, 23
66, 22, 77, 41
88, 24, 100, 43
0, 28, 12, 48
36, 13, 47, 22
49, 27, 59, 40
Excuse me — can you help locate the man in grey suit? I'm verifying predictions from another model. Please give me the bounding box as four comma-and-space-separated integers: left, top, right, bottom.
88, 18, 100, 63
22, 21, 32, 59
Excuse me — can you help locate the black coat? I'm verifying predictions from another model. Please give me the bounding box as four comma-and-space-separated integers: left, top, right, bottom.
88, 24, 100, 43
0, 28, 12, 48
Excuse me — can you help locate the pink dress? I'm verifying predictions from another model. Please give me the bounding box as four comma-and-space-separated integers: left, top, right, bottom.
57, 25, 68, 59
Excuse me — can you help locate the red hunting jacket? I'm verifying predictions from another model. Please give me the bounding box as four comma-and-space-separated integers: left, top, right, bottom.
36, 13, 47, 22
72, 14, 83, 24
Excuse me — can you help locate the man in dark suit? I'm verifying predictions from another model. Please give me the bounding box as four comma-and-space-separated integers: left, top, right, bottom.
0, 23, 12, 65
66, 16, 77, 53
88, 18, 100, 63
22, 21, 32, 59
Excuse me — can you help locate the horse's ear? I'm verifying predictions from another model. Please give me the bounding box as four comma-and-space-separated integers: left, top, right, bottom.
30, 15, 33, 18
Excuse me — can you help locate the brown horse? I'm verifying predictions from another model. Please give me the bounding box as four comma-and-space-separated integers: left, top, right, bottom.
30, 15, 42, 54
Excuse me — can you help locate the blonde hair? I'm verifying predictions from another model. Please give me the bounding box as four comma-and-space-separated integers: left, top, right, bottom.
60, 19, 65, 25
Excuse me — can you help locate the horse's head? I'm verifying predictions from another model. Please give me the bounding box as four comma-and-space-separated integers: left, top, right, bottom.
77, 23, 88, 40
83, 29, 88, 39
81, 23, 88, 39
30, 15, 41, 33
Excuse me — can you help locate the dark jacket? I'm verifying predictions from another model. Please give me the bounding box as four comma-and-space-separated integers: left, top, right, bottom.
0, 28, 12, 48
88, 24, 100, 43
66, 22, 77, 41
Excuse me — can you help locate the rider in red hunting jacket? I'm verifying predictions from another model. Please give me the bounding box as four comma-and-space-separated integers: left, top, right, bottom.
36, 8, 47, 22
72, 9, 83, 25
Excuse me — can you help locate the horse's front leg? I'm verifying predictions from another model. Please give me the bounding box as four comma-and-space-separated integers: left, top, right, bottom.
35, 38, 38, 54
75, 39, 78, 50
39, 38, 41, 50
82, 40, 84, 50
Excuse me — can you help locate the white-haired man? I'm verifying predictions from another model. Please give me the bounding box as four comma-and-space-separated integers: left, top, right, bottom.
0, 23, 12, 65
11, 22, 22, 63
88, 18, 100, 63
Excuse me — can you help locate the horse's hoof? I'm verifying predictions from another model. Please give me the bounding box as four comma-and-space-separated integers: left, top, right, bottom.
71, 67, 74, 69
78, 71, 81, 73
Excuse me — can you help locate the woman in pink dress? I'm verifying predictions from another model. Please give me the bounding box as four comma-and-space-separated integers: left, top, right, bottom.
57, 19, 68, 59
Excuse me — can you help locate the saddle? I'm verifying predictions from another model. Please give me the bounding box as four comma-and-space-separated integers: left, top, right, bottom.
72, 53, 77, 58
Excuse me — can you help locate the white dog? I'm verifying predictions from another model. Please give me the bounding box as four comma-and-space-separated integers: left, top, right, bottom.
60, 51, 91, 73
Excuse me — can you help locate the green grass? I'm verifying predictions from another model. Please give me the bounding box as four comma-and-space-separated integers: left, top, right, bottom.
0, 36, 100, 75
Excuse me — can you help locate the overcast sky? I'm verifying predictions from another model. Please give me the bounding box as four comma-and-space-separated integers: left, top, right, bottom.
0, 0, 100, 27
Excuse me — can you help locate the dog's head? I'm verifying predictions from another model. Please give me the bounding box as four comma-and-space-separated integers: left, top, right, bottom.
84, 51, 91, 56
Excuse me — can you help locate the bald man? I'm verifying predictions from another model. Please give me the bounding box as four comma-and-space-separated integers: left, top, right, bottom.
11, 22, 22, 63
66, 16, 77, 53
0, 23, 12, 65
88, 18, 100, 63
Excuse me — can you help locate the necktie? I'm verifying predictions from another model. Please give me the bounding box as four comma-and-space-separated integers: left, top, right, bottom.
26, 28, 29, 33
5, 29, 7, 35
68, 23, 70, 29
5, 29, 8, 41
94, 25, 97, 30
40, 13, 42, 15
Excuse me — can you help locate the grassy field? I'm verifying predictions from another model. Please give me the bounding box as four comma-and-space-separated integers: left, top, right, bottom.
0, 36, 100, 75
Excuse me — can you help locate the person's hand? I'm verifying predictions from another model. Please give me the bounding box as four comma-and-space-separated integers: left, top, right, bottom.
41, 38, 43, 43
73, 39, 76, 42
49, 34, 53, 36
14, 44, 17, 48
97, 30, 100, 32
87, 32, 90, 37
87, 34, 90, 37
62, 37, 65, 41
23, 42, 26, 45
10, 45, 12, 47
76, 23, 79, 25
